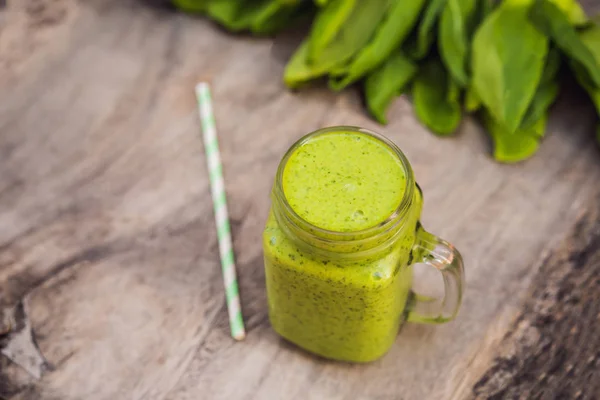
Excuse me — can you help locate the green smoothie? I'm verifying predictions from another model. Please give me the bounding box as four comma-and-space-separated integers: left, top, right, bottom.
282, 132, 406, 232
264, 129, 423, 362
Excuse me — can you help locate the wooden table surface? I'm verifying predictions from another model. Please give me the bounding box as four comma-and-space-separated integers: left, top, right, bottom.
1, 1, 599, 399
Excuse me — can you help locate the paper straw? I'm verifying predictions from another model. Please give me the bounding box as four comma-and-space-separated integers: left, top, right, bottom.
195, 82, 246, 341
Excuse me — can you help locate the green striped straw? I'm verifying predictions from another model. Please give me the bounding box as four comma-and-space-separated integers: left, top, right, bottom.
195, 82, 246, 341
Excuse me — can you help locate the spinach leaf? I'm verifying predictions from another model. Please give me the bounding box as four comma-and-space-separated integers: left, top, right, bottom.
438, 0, 478, 87
328, 0, 426, 91
284, 40, 329, 88
571, 25, 600, 145
365, 51, 418, 124
548, 0, 587, 26
250, 0, 303, 35
486, 112, 547, 163
203, 0, 302, 33
520, 81, 559, 130
285, 0, 388, 87
173, 0, 207, 13
479, 0, 499, 18
520, 47, 560, 129
529, 0, 600, 87
541, 46, 561, 84
409, 0, 447, 60
413, 59, 462, 135
575, 23, 600, 88
309, 0, 390, 71
465, 86, 481, 112
205, 0, 246, 30
471, 1, 549, 133
307, 0, 356, 61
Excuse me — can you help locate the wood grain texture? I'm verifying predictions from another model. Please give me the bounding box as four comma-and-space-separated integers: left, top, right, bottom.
470, 190, 600, 400
0, 1, 599, 399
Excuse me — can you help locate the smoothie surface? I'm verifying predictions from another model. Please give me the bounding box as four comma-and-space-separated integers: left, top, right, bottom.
282, 131, 406, 232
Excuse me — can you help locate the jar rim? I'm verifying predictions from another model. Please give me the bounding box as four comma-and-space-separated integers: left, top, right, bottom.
273, 126, 415, 243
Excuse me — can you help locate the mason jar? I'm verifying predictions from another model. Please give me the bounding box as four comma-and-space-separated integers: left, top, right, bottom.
263, 126, 464, 362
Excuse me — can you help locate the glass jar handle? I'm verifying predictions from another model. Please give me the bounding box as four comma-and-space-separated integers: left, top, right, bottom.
406, 224, 465, 324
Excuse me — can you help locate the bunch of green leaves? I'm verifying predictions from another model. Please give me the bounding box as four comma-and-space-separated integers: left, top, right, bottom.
175, 0, 600, 163
172, 0, 309, 35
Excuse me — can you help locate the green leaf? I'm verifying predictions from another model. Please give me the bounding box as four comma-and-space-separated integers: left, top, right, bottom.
471, 1, 548, 133
285, 0, 391, 88
409, 0, 448, 60
309, 0, 390, 71
178, 0, 302, 33
485, 112, 547, 163
328, 0, 426, 91
571, 27, 600, 140
250, 1, 303, 35
529, 0, 600, 87
365, 51, 418, 124
479, 0, 499, 18
173, 0, 207, 13
438, 0, 478, 87
447, 72, 461, 104
202, 0, 303, 33
520, 80, 559, 130
284, 40, 329, 88
575, 23, 600, 89
548, 0, 587, 26
520, 47, 560, 129
204, 0, 245, 30
413, 59, 462, 135
307, 0, 356, 61
465, 86, 481, 112
541, 46, 561, 84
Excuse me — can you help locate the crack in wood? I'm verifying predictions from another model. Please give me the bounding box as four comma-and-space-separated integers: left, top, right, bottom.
0, 300, 47, 382
471, 195, 600, 400
0, 244, 117, 387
